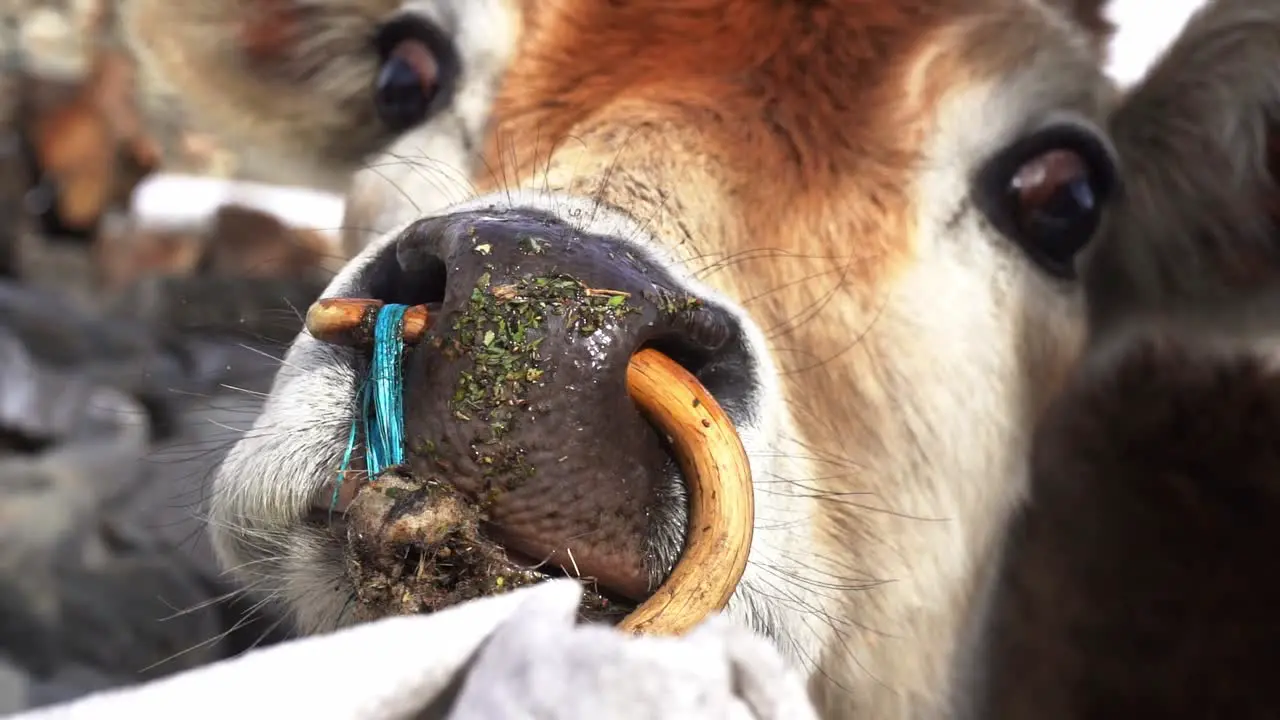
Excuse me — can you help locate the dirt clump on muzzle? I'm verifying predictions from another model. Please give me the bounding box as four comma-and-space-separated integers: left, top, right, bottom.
342, 470, 544, 620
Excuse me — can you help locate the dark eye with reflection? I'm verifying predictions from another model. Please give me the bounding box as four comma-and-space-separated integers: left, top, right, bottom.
974, 125, 1117, 279
373, 17, 458, 132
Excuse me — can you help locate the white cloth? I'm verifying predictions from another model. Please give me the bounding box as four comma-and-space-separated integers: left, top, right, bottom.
9, 581, 818, 720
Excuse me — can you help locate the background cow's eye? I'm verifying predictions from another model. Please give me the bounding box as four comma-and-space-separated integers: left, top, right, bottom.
372, 17, 459, 132
975, 124, 1118, 279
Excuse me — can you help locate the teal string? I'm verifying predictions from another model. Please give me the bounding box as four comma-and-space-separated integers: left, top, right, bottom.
332, 303, 410, 514
365, 303, 409, 474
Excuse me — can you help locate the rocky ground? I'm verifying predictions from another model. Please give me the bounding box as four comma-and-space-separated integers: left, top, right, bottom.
0, 2, 338, 714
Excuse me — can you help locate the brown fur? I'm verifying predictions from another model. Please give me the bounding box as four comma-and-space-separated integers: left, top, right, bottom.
481, 0, 933, 288
201, 204, 340, 278
94, 204, 339, 292
1063, 0, 1115, 42
93, 223, 204, 291
26, 0, 159, 232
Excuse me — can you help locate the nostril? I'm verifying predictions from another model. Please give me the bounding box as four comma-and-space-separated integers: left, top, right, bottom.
641, 301, 757, 429
666, 303, 735, 358
643, 301, 737, 378
367, 248, 448, 307
643, 335, 713, 380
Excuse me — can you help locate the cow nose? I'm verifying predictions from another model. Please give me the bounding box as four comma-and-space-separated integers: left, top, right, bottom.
332, 208, 741, 617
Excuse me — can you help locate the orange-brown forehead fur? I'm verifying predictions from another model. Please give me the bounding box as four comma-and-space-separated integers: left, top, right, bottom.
482, 0, 943, 298
477, 0, 1104, 357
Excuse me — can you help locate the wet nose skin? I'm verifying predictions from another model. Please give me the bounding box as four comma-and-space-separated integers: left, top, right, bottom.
354, 208, 735, 604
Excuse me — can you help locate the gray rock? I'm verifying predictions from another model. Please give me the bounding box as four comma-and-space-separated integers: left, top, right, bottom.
0, 277, 303, 713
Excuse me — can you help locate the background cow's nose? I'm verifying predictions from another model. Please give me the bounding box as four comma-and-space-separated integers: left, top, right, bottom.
342, 208, 740, 616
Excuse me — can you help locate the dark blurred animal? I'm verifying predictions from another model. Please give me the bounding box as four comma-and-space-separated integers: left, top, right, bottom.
959, 1, 1280, 716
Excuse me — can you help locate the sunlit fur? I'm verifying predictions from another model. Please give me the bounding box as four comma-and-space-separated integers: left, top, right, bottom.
123, 0, 1134, 716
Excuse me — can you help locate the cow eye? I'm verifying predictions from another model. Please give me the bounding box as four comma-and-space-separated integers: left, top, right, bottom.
372, 17, 458, 132
975, 125, 1118, 279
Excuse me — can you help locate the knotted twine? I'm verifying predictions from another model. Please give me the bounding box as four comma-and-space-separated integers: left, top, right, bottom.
332, 303, 411, 514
